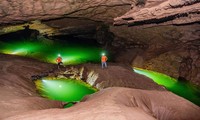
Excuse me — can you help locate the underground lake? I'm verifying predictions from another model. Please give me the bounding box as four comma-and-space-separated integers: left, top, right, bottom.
0, 32, 104, 108
0, 34, 103, 65
0, 32, 199, 108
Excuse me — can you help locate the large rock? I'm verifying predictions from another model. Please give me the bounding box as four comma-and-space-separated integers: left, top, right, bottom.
81, 63, 165, 90
114, 0, 200, 26
110, 24, 200, 85
0, 54, 199, 120
0, 53, 164, 119
4, 87, 200, 120
0, 54, 63, 119
0, 0, 132, 24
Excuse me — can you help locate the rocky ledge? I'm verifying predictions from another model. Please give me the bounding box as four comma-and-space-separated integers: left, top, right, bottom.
114, 0, 200, 26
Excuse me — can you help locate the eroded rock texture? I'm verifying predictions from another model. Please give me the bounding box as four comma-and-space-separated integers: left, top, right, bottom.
51, 64, 165, 90
114, 0, 200, 26
0, 0, 199, 25
0, 0, 133, 24
0, 54, 166, 119
0, 1, 199, 120
110, 23, 200, 85
5, 87, 200, 120
0, 54, 63, 119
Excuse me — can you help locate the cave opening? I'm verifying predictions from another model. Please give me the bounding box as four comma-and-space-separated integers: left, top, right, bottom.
0, 23, 113, 65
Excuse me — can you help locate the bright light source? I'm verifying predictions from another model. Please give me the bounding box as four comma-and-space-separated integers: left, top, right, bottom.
101, 53, 105, 56
42, 80, 47, 83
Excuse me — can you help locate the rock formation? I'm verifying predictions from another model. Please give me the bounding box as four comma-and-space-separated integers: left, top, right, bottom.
0, 0, 200, 120
44, 64, 165, 90
0, 53, 163, 119
0, 0, 199, 26
0, 54, 63, 119
0, 0, 132, 24
110, 24, 200, 85
4, 87, 200, 120
114, 0, 200, 26
0, 47, 200, 120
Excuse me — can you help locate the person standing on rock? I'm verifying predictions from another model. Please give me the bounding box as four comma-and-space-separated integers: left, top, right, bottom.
101, 53, 108, 69
56, 54, 63, 69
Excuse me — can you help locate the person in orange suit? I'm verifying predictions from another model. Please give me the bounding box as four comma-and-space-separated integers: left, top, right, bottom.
56, 54, 63, 69
101, 53, 108, 68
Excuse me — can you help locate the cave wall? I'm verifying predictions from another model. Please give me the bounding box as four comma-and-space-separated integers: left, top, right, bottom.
110, 24, 200, 85
0, 0, 200, 86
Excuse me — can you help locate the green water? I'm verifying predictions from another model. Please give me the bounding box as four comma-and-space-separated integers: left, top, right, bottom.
0, 33, 105, 108
2, 34, 199, 107
133, 67, 200, 106
0, 39, 102, 65
35, 78, 97, 103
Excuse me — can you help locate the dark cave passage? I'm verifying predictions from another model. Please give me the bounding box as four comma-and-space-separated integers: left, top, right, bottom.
0, 27, 112, 65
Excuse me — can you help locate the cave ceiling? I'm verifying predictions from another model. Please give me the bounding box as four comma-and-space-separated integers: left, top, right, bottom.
0, 0, 199, 43
0, 0, 199, 26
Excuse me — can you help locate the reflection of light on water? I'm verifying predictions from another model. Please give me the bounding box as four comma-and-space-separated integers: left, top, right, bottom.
1, 50, 12, 55
35, 78, 97, 103
133, 67, 177, 88
1, 49, 27, 56
11, 48, 28, 55
62, 56, 76, 63
0, 39, 102, 65
133, 67, 200, 106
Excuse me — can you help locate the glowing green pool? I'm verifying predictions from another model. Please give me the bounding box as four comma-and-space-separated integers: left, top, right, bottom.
0, 34, 104, 108
35, 78, 97, 103
0, 39, 102, 65
133, 67, 200, 106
